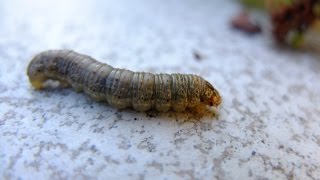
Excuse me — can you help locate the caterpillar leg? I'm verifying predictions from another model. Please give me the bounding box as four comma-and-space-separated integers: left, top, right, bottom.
29, 79, 45, 89
187, 104, 206, 117
30, 77, 71, 90
188, 104, 219, 118
60, 80, 70, 88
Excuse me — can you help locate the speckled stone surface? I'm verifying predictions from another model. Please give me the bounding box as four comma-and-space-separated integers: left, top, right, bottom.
1, 0, 320, 179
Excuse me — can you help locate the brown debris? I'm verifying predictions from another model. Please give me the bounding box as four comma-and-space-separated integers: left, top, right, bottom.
231, 11, 262, 35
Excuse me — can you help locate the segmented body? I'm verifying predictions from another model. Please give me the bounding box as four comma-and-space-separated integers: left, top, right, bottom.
27, 50, 222, 112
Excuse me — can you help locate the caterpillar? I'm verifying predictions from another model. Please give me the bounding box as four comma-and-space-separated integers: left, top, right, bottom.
27, 50, 222, 112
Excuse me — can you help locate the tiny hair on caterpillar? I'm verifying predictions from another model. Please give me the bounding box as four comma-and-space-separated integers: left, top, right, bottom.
27, 50, 222, 113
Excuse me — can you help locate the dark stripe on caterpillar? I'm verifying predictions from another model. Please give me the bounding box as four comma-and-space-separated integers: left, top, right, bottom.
27, 50, 222, 112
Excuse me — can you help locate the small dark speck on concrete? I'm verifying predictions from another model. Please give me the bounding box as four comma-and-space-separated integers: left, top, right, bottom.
90, 105, 93, 108
90, 145, 97, 152
134, 118, 137, 120
193, 50, 203, 61
87, 157, 94, 165
251, 151, 256, 156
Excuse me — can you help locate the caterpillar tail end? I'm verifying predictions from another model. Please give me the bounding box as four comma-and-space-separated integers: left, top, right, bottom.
29, 79, 44, 89
27, 53, 47, 89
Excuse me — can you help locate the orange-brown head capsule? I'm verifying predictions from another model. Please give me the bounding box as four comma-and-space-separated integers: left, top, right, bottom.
201, 81, 222, 107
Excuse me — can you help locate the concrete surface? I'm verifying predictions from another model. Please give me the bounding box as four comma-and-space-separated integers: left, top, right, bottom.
1, 0, 320, 179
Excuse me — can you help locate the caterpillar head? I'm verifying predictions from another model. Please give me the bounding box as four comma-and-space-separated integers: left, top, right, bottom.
201, 81, 222, 107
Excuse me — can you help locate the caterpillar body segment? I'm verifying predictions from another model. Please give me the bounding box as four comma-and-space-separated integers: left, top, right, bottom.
27, 50, 222, 112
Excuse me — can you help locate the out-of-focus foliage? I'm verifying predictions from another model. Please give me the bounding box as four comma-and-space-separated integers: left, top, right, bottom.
240, 0, 320, 49
240, 0, 266, 8
241, 0, 293, 10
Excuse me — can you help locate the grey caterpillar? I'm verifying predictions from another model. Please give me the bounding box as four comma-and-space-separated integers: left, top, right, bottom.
27, 50, 222, 112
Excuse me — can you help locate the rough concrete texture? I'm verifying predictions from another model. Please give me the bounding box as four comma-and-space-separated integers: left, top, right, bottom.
1, 0, 320, 179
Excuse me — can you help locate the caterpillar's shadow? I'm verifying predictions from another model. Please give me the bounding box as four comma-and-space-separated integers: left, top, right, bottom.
115, 106, 220, 123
